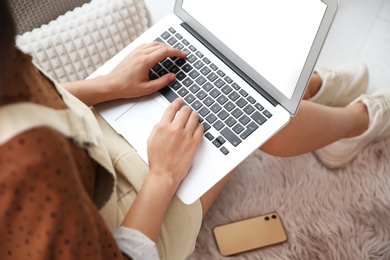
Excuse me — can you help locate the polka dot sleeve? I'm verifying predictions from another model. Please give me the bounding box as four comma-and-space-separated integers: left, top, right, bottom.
0, 127, 125, 259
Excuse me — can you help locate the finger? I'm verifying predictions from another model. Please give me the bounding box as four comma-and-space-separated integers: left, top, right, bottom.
173, 105, 192, 128
147, 45, 187, 66
146, 73, 177, 92
160, 98, 183, 123
185, 111, 201, 133
193, 123, 204, 144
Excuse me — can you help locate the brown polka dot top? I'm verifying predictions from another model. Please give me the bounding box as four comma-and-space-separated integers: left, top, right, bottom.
0, 50, 126, 259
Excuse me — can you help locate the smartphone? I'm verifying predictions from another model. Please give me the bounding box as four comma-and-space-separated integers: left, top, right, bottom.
213, 212, 287, 256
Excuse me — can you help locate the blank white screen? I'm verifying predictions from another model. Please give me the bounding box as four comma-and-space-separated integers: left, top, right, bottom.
182, 0, 327, 99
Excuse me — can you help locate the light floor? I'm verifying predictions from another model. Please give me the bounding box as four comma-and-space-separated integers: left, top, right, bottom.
144, 0, 390, 93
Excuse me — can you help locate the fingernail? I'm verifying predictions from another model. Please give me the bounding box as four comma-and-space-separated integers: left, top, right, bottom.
169, 74, 176, 81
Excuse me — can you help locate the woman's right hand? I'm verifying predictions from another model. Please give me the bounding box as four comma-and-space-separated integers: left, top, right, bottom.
147, 98, 204, 188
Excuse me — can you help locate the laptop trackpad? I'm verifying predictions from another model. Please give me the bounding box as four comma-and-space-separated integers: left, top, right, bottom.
115, 95, 166, 162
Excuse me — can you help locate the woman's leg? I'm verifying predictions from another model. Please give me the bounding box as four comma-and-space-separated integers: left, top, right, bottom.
200, 170, 235, 217
199, 62, 370, 215
260, 100, 368, 157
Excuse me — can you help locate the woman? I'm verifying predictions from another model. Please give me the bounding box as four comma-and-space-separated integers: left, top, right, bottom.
1, 0, 390, 258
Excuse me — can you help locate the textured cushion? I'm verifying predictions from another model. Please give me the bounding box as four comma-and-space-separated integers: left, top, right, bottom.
16, 0, 149, 83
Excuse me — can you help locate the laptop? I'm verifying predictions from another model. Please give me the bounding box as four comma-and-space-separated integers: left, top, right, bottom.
89, 0, 338, 204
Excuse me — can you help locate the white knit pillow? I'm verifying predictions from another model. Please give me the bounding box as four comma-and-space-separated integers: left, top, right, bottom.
16, 0, 149, 83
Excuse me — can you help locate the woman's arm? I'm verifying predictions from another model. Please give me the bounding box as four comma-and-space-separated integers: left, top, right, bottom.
121, 98, 204, 242
62, 43, 186, 106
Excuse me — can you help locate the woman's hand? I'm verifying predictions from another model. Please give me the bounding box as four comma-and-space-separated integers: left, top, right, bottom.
105, 42, 187, 100
62, 42, 186, 106
147, 98, 204, 187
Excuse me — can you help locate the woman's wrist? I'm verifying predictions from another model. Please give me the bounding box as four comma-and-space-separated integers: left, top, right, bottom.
147, 169, 181, 196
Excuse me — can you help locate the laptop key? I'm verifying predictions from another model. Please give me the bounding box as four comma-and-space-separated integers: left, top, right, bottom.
216, 136, 226, 144
217, 110, 229, 120
243, 104, 255, 115
202, 122, 211, 132
161, 31, 171, 39
196, 90, 207, 100
189, 45, 196, 52
251, 111, 267, 125
207, 72, 218, 82
210, 103, 222, 113
189, 84, 200, 93
157, 69, 169, 77
216, 95, 228, 105
159, 87, 179, 103
178, 87, 189, 97
221, 127, 242, 147
217, 69, 225, 77
195, 51, 204, 58
199, 107, 210, 117
202, 57, 211, 64
220, 146, 229, 155
187, 54, 197, 63
175, 33, 183, 40
239, 115, 251, 125
189, 70, 200, 79
212, 139, 222, 148
213, 120, 225, 131
205, 132, 214, 140
152, 63, 163, 72
255, 103, 264, 111
191, 100, 203, 110
170, 81, 182, 91
263, 110, 273, 118
203, 97, 214, 107
182, 64, 193, 73
195, 76, 206, 85
247, 95, 256, 104
154, 37, 164, 43
232, 82, 241, 90
182, 78, 193, 87
174, 42, 184, 50
206, 114, 217, 124
176, 71, 186, 81
185, 94, 196, 104
200, 66, 211, 76
232, 123, 245, 134
167, 37, 177, 46
175, 58, 186, 67
240, 122, 259, 140
169, 65, 180, 74
210, 63, 218, 71
194, 60, 205, 69
228, 91, 240, 101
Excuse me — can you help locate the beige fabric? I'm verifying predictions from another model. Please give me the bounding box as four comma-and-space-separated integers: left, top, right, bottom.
94, 110, 203, 260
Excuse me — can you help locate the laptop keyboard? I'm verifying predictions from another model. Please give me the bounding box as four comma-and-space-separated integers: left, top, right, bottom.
149, 27, 273, 155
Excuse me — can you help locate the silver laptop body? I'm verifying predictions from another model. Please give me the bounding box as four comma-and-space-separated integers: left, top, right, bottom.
90, 0, 338, 204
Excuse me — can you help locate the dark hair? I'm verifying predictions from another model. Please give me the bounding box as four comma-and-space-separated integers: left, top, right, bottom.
0, 0, 16, 92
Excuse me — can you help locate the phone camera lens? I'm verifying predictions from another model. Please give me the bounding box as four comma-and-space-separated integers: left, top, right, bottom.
272, 215, 277, 219
265, 216, 270, 221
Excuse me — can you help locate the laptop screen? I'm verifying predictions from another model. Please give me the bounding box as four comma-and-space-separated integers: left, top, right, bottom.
178, 0, 334, 114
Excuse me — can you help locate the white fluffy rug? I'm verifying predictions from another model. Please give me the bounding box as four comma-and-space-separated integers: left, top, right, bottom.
188, 138, 390, 260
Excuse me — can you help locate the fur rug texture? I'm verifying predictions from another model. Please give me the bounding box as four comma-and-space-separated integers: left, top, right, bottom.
188, 138, 390, 260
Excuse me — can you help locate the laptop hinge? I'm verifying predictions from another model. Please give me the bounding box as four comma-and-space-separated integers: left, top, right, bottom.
181, 22, 278, 107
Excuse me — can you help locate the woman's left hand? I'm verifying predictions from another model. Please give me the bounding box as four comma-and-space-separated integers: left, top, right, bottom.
104, 42, 187, 100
